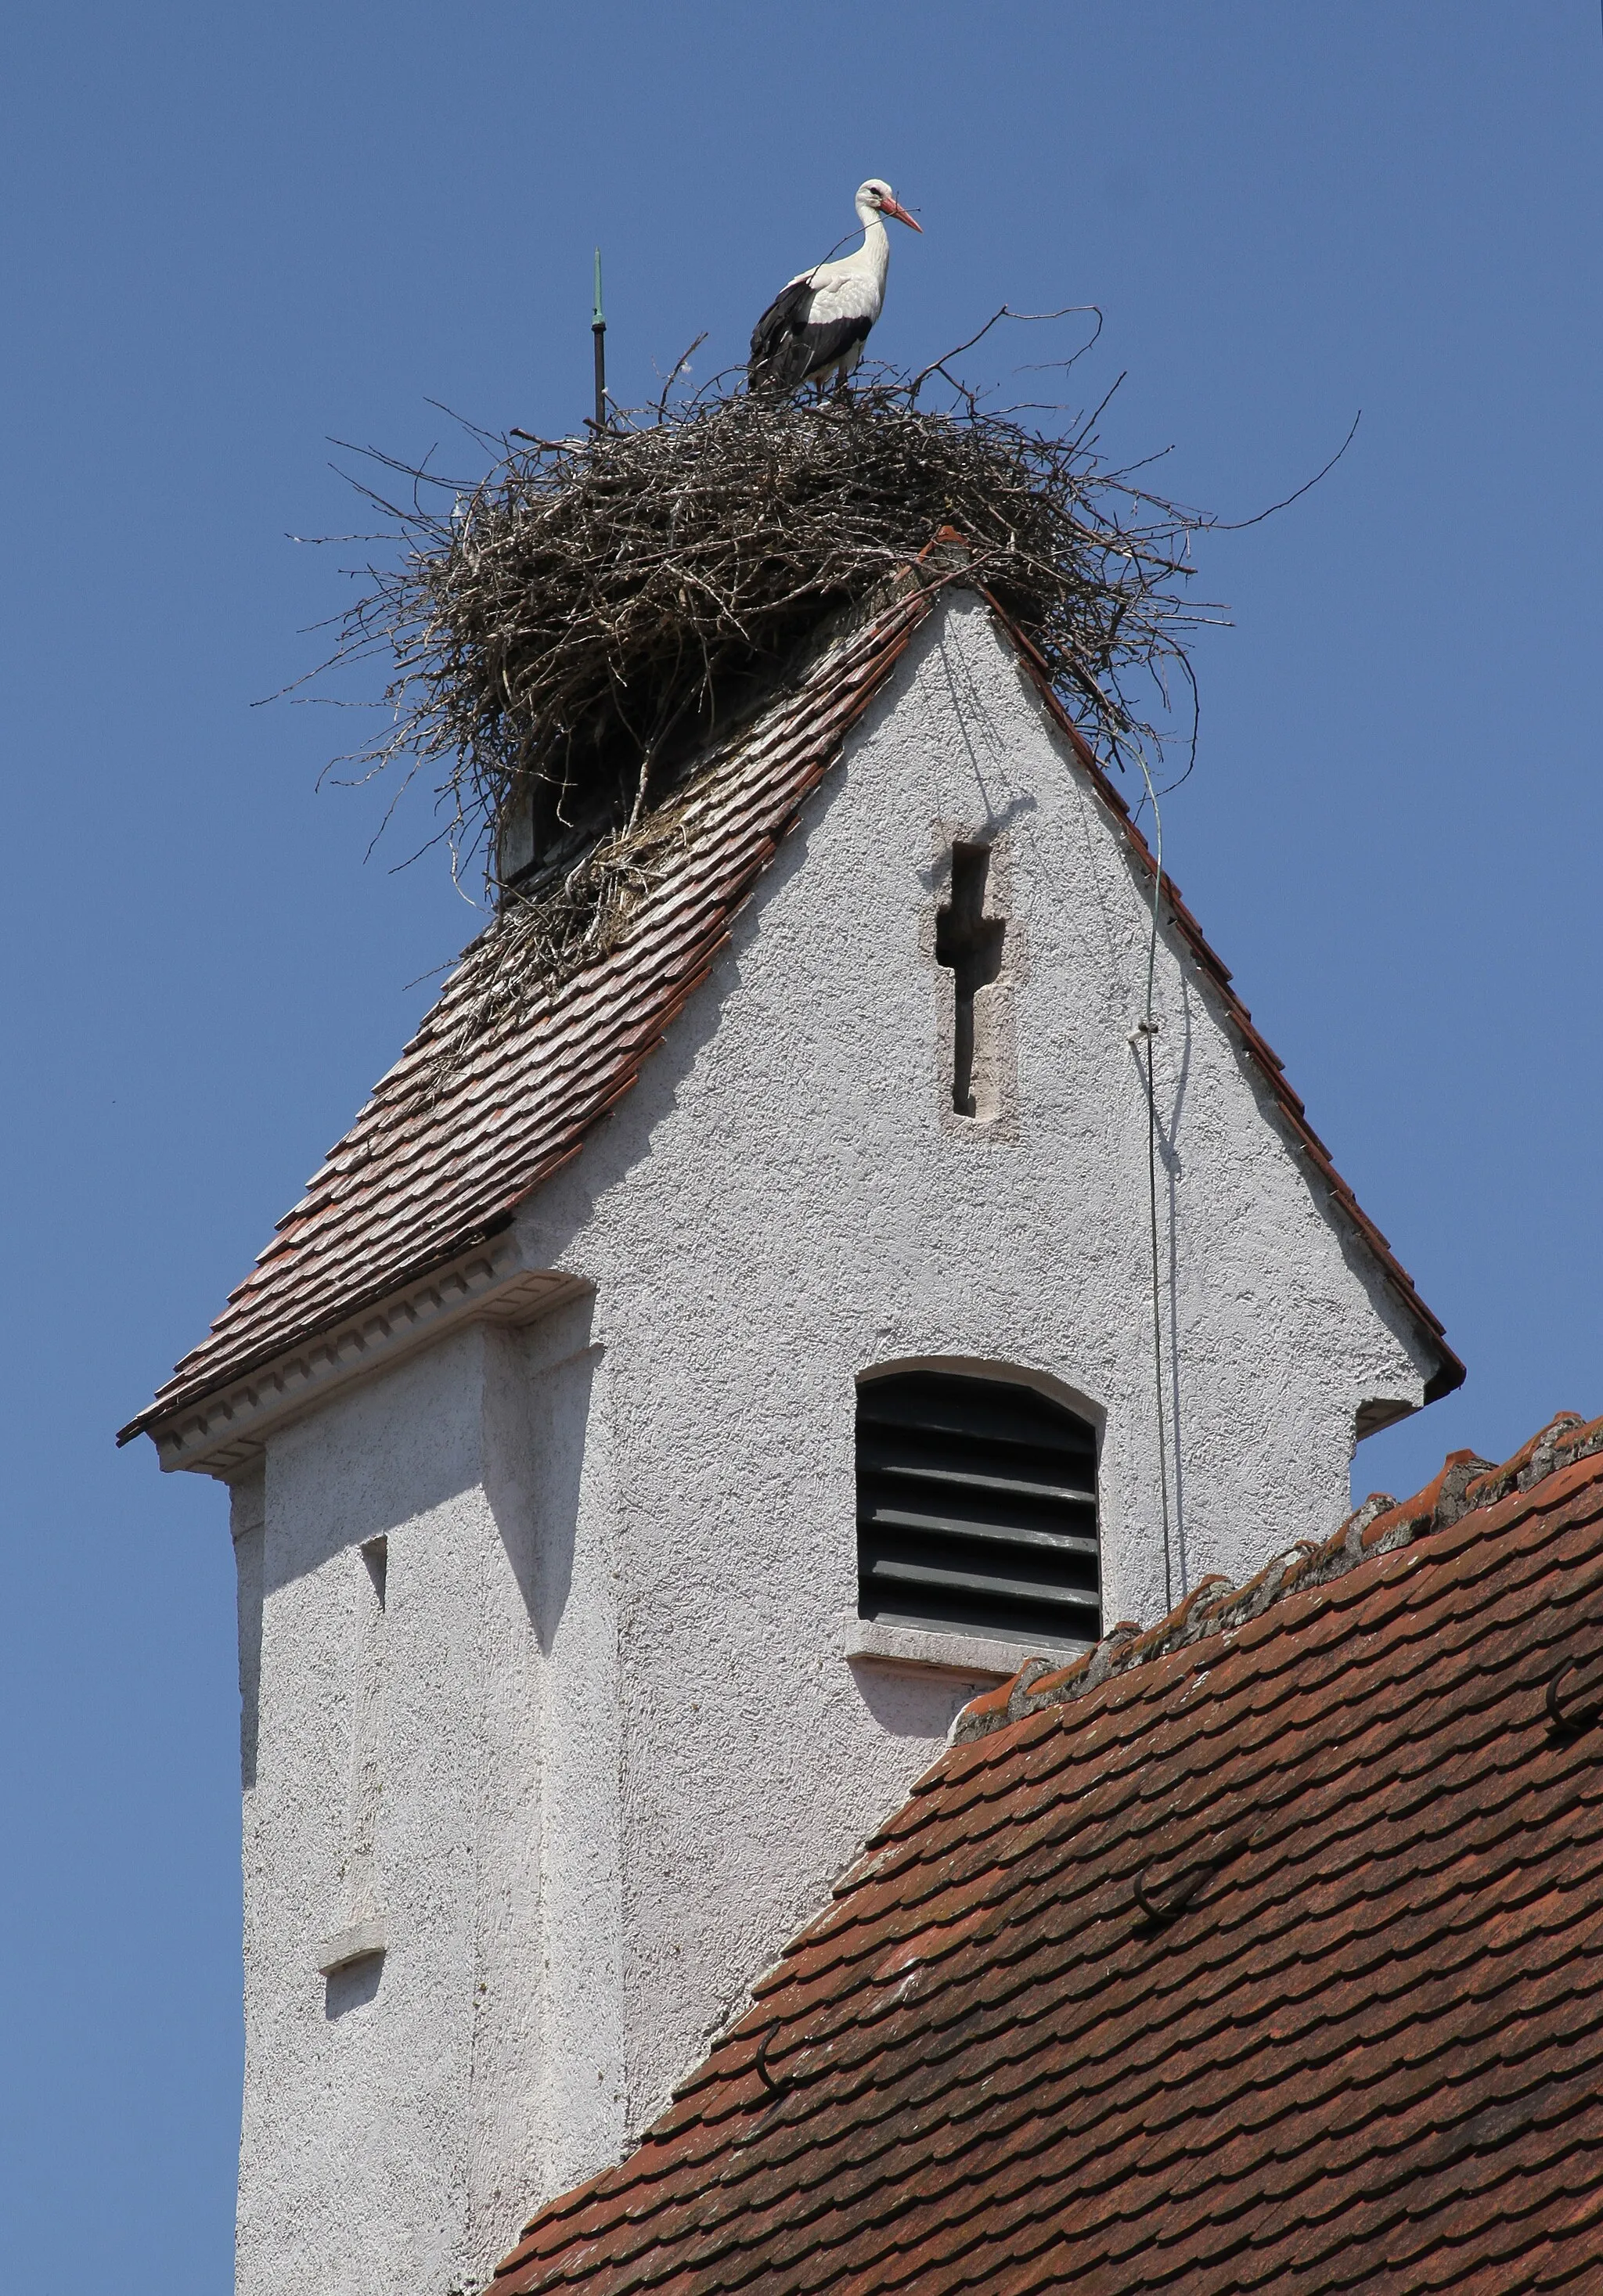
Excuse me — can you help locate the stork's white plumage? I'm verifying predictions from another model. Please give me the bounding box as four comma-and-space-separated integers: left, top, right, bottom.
748, 179, 923, 395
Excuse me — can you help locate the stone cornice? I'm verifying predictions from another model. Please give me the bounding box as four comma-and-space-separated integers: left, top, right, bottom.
141, 1235, 587, 1479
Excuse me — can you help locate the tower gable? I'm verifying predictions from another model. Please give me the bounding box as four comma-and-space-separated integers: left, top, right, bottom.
121, 582, 1457, 1478
123, 579, 1463, 2296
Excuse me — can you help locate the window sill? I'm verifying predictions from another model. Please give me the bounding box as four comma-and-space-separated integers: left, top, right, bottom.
316, 1916, 386, 1975
841, 1617, 1090, 1684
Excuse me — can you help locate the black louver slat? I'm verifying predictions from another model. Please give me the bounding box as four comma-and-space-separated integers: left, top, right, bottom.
856, 1371, 1100, 1652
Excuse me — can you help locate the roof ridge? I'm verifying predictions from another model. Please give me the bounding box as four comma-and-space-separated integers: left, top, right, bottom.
952, 1409, 1603, 1747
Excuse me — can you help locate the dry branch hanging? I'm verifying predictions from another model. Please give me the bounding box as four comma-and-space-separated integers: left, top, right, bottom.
330, 380, 1214, 906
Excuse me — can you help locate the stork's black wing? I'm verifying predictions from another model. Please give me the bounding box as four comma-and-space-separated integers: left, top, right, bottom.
747, 276, 816, 388
777, 312, 871, 388
749, 291, 874, 394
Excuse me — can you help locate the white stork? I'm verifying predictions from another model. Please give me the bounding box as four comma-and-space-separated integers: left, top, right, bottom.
747, 179, 923, 395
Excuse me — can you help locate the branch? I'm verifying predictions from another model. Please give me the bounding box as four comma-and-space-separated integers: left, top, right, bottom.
1212, 411, 1362, 531
654, 333, 708, 422
907, 306, 1103, 404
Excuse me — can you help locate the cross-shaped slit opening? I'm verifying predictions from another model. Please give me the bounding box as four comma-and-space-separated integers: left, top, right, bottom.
935, 842, 1007, 1118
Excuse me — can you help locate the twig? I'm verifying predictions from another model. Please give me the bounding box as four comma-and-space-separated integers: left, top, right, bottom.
908, 306, 1100, 404
654, 333, 708, 421
1214, 412, 1363, 531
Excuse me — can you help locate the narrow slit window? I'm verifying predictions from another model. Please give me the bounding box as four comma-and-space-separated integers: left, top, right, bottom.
856, 1370, 1100, 1651
362, 1535, 388, 1610
935, 844, 1007, 1117
342, 1537, 388, 1927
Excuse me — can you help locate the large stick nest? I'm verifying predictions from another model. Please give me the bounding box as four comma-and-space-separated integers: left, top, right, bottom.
333, 376, 1214, 901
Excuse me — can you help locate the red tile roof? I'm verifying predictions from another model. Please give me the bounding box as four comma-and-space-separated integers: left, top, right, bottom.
494, 1410, 1603, 2296
121, 567, 1461, 1448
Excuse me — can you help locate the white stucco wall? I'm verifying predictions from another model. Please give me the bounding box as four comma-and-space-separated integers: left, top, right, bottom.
233, 593, 1435, 2296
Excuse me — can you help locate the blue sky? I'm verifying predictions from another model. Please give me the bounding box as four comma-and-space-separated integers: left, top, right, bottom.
1, 4, 1598, 2285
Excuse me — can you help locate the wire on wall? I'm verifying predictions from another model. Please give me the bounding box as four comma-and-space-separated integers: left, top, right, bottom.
1131, 760, 1176, 1612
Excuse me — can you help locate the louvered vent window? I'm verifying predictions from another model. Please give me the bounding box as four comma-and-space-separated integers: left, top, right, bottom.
856, 1370, 1100, 1651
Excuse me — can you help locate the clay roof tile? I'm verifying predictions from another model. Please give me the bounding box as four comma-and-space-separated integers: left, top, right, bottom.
491, 1415, 1603, 2294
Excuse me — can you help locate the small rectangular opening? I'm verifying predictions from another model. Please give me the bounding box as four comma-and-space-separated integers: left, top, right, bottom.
361, 1536, 388, 1610
325, 1950, 384, 2020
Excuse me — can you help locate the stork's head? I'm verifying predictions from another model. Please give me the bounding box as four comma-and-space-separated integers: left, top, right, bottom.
857, 179, 923, 232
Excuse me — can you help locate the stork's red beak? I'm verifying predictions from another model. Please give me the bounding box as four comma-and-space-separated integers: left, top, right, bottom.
881, 195, 923, 232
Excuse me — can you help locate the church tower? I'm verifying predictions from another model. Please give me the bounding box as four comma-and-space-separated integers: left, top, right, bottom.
123, 574, 1459, 2296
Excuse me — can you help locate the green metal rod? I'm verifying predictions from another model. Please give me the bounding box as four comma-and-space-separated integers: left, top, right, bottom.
592, 247, 606, 430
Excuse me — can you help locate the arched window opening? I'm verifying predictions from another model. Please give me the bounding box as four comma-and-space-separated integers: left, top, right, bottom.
856, 1369, 1100, 1652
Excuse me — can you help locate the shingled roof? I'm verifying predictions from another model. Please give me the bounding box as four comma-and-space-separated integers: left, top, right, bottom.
493, 1409, 1603, 2296
121, 568, 1461, 1454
